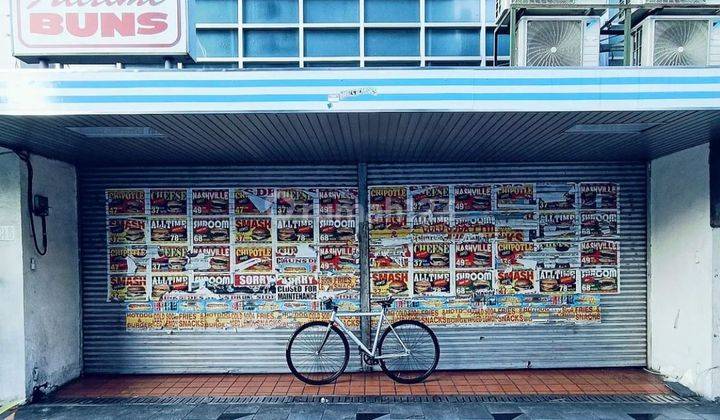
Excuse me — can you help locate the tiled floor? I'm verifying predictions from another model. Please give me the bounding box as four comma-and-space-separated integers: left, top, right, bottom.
54, 369, 670, 398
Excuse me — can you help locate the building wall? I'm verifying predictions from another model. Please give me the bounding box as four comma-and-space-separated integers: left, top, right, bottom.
649, 143, 718, 399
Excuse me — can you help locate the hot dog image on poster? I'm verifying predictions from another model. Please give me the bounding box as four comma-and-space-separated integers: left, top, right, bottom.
534, 241, 580, 269
109, 246, 148, 273
581, 240, 618, 267
454, 184, 492, 212
150, 218, 188, 244
191, 245, 230, 272
538, 212, 578, 240
411, 214, 450, 241
234, 217, 272, 243
537, 183, 577, 211
319, 188, 358, 216
371, 271, 409, 298
580, 267, 619, 293
275, 244, 317, 274
192, 189, 230, 215
319, 245, 359, 274
192, 217, 230, 244
413, 271, 451, 296
495, 242, 538, 270
369, 214, 411, 240
230, 273, 276, 297
580, 183, 618, 210
452, 213, 495, 242
580, 211, 619, 238
495, 184, 536, 210
108, 218, 146, 244
454, 270, 494, 297
370, 243, 411, 269
108, 275, 148, 302
538, 269, 579, 294
495, 212, 538, 241
318, 217, 357, 243
413, 243, 450, 270
455, 242, 492, 269
107, 189, 146, 216
234, 188, 274, 215
410, 185, 450, 213
234, 245, 273, 273
369, 186, 408, 213
276, 274, 318, 300
152, 245, 189, 272
496, 269, 537, 294
276, 218, 315, 243
276, 188, 315, 216
151, 274, 190, 301
150, 189, 187, 216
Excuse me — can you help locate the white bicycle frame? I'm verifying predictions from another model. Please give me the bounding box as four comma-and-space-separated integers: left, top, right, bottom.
322, 306, 410, 360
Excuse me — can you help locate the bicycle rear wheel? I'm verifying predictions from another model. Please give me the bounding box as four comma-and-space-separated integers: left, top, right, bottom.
377, 320, 440, 384
286, 321, 350, 385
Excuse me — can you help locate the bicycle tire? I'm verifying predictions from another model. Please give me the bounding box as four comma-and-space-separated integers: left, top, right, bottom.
286, 321, 350, 385
377, 320, 440, 384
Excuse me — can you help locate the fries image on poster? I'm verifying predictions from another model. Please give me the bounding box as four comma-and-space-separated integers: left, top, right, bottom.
455, 242, 492, 269
109, 246, 147, 273
319, 275, 359, 294
235, 217, 272, 243
234, 188, 274, 215
580, 183, 618, 210
191, 245, 230, 272
452, 213, 494, 242
411, 214, 450, 240
538, 269, 578, 294
319, 245, 359, 274
495, 212, 538, 242
369, 186, 408, 213
496, 242, 537, 270
150, 218, 188, 244
150, 189, 187, 216
410, 185, 450, 213
538, 212, 578, 240
413, 272, 451, 296
581, 240, 618, 267
454, 185, 492, 212
276, 218, 314, 243
580, 267, 619, 293
152, 245, 189, 272
319, 217, 357, 243
276, 274, 318, 300
107, 190, 145, 216
275, 244, 317, 274
276, 188, 315, 216
235, 245, 273, 273
534, 241, 580, 269
495, 184, 536, 210
231, 274, 276, 297
454, 270, 493, 297
108, 275, 148, 302
192, 189, 230, 215
372, 271, 409, 297
319, 188, 358, 216
496, 270, 537, 294
369, 214, 411, 239
151, 274, 189, 301
413, 243, 450, 270
537, 183, 577, 211
580, 211, 618, 238
108, 218, 146, 244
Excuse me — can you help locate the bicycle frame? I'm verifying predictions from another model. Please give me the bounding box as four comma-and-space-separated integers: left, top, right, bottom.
322, 307, 410, 360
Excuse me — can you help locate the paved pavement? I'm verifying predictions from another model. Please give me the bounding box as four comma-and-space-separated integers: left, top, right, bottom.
9, 400, 720, 419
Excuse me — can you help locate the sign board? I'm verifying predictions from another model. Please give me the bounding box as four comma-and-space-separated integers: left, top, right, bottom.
11, 0, 188, 57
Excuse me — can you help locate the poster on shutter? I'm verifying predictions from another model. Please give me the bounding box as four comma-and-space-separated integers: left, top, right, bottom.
455, 242, 492, 269
580, 267, 619, 293
371, 271, 409, 298
411, 214, 450, 241
276, 218, 315, 243
370, 243, 411, 269
192, 218, 230, 244
538, 212, 578, 240
581, 240, 618, 266
580, 211, 618, 238
496, 242, 538, 270
495, 184, 536, 210
318, 275, 360, 300
410, 185, 450, 213
369, 214, 411, 240
276, 188, 315, 216
150, 218, 188, 244
452, 213, 495, 242
454, 270, 494, 297
108, 218, 146, 244
454, 185, 492, 212
319, 245, 359, 274
318, 217, 357, 243
191, 245, 230, 272
108, 275, 148, 302
231, 274, 277, 297
107, 190, 146, 216
194, 273, 230, 293
369, 186, 408, 213
234, 217, 272, 243
151, 274, 190, 301
152, 245, 189, 272
319, 188, 358, 215
496, 270, 537, 294
413, 272, 451, 296
537, 183, 577, 211
150, 189, 187, 216
234, 188, 274, 215
495, 212, 538, 241
538, 269, 578, 294
276, 274, 318, 300
275, 244, 317, 274
192, 189, 230, 215
534, 241, 580, 269
413, 243, 450, 270
109, 246, 147, 273
234, 245, 273, 273
580, 183, 618, 210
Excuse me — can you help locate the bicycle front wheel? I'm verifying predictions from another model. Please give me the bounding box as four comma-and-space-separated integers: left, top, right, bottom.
286, 321, 350, 385
378, 320, 440, 384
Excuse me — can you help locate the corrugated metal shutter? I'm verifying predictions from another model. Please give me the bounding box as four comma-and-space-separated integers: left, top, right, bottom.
367, 162, 647, 369
79, 165, 359, 374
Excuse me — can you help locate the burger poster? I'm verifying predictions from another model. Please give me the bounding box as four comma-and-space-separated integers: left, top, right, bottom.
192, 218, 231, 244
581, 240, 618, 267
234, 245, 273, 273
109, 246, 147, 273
454, 184, 492, 212
455, 242, 492, 269
534, 241, 580, 269
538, 212, 578, 240
275, 244, 317, 274
538, 269, 578, 294
369, 186, 408, 213
319, 245, 359, 274
192, 189, 230, 215
495, 242, 537, 270
495, 184, 536, 210
580, 267, 619, 293
411, 214, 451, 240
107, 189, 146, 216
234, 188, 274, 215
495, 212, 538, 242
276, 188, 315, 216
108, 218, 146, 244
276, 274, 318, 300
192, 245, 230, 272
537, 183, 577, 211
413, 243, 450, 270
580, 211, 618, 238
151, 274, 190, 301
231, 273, 276, 297
580, 183, 618, 210
413, 272, 451, 296
197, 274, 233, 294
276, 218, 315, 242
369, 214, 411, 239
454, 270, 493, 297
410, 185, 450, 213
150, 218, 188, 244
151, 246, 189, 272
234, 218, 272, 243
318, 217, 357, 243
108, 275, 148, 302
496, 270, 537, 294
150, 189, 187, 215
319, 188, 358, 216
370, 244, 411, 269
371, 271, 409, 298
452, 213, 495, 242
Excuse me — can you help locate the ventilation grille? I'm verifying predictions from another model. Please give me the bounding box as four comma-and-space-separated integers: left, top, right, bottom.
525, 20, 583, 66
653, 20, 709, 66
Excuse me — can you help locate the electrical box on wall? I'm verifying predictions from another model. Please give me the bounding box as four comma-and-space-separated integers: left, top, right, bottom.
33, 195, 49, 217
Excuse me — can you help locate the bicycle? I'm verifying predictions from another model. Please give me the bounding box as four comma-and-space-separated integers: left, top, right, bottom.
285, 296, 440, 385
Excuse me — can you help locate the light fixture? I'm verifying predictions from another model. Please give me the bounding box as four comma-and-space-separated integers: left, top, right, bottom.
564, 123, 661, 135
65, 126, 166, 138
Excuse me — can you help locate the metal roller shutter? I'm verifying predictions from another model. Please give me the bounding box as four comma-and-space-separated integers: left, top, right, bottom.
367, 162, 648, 369
79, 165, 359, 374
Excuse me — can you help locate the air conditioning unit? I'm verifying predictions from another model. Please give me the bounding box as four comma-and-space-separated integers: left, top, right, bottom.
632, 16, 720, 66
516, 16, 601, 66
496, 0, 604, 23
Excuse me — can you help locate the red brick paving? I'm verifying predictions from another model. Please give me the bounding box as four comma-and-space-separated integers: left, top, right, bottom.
55, 368, 670, 398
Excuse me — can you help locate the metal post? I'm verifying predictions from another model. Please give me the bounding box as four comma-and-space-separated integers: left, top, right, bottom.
509, 6, 517, 66
493, 26, 499, 66
623, 8, 632, 66
357, 163, 372, 368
